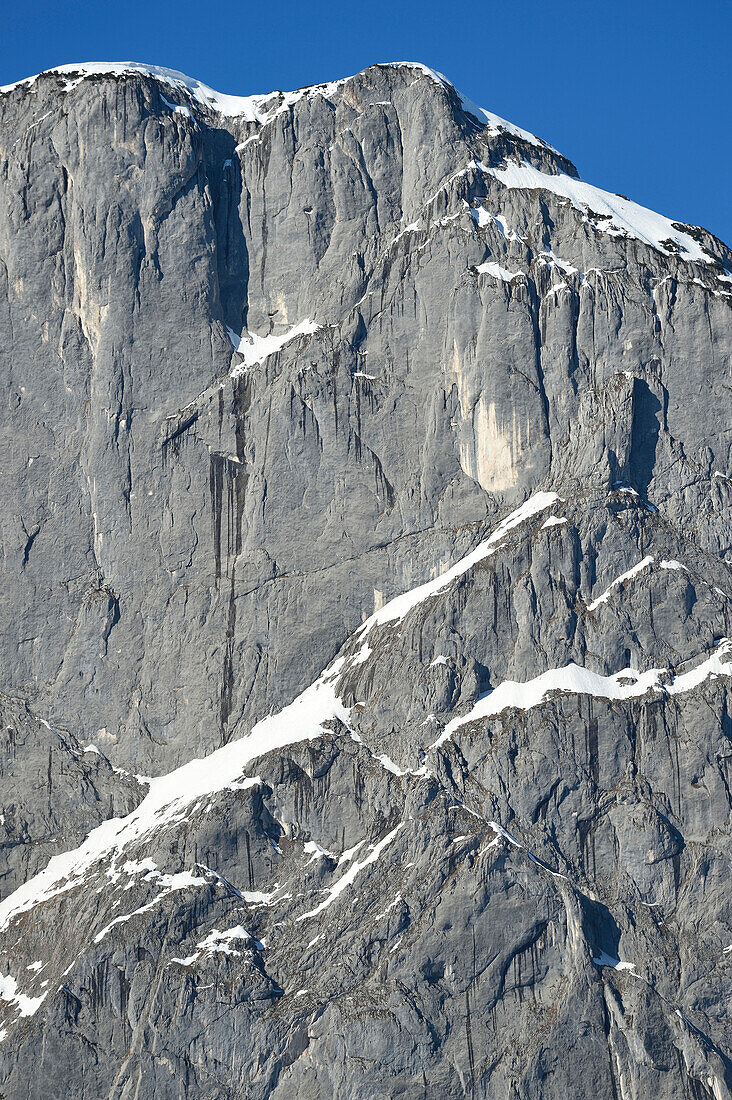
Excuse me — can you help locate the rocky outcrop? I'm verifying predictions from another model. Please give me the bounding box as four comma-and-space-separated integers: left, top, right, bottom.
0, 61, 729, 1099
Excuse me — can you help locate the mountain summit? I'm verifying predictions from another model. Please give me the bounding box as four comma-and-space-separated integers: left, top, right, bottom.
0, 61, 730, 1099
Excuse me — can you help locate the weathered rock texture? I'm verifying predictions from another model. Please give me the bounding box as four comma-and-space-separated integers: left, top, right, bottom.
0, 60, 730, 1099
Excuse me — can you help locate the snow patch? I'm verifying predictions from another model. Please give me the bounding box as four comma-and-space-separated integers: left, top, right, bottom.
198, 926, 252, 956
592, 951, 636, 972
475, 261, 522, 282
0, 667, 350, 933
539, 251, 579, 275
0, 62, 347, 124
160, 95, 193, 120
94, 871, 208, 943
488, 822, 523, 847
374, 894, 403, 921
586, 555, 655, 611
228, 319, 320, 373
241, 888, 281, 906
454, 91, 558, 153
338, 841, 366, 865
432, 640, 732, 748
0, 60, 556, 162
483, 159, 719, 268
0, 974, 47, 1018
471, 207, 522, 241
359, 492, 561, 635
296, 824, 404, 921
303, 840, 334, 863
376, 754, 409, 775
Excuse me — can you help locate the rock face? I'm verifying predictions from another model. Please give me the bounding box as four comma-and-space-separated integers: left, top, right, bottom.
0, 60, 730, 1099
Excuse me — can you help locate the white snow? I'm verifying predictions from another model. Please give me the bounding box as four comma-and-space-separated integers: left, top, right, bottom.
338, 841, 366, 865
105, 857, 158, 886
234, 135, 261, 153
541, 516, 567, 529
94, 870, 208, 943
373, 894, 403, 921
388, 221, 421, 249
386, 210, 460, 257
241, 888, 281, 906
350, 642, 372, 667
3, 60, 727, 283
120, 857, 158, 878
0, 974, 47, 1018
592, 951, 635, 972
475, 261, 522, 282
358, 492, 561, 635
660, 560, 688, 572
471, 207, 494, 230
471, 208, 522, 241
453, 90, 558, 153
198, 925, 251, 956
488, 822, 523, 847
586, 555, 655, 611
0, 60, 549, 160
3, 455, 724, 975
482, 159, 718, 267
296, 824, 404, 921
539, 251, 579, 276
160, 94, 193, 120
372, 753, 429, 779
430, 655, 449, 666
432, 639, 732, 749
303, 840, 334, 862
376, 754, 408, 775
228, 319, 320, 374
5, 60, 721, 279
665, 640, 732, 695
388, 63, 552, 149
0, 62, 347, 124
0, 667, 350, 933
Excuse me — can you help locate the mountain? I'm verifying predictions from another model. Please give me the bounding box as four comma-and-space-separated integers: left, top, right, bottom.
0, 60, 730, 1099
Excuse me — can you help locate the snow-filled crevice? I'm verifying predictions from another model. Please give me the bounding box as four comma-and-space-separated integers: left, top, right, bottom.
431, 640, 732, 749
227, 319, 321, 374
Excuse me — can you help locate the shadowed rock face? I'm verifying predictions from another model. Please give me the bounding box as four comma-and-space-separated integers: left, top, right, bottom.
0, 61, 730, 1100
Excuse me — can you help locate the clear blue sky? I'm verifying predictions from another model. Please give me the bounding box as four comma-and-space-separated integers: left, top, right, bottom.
3, 0, 730, 245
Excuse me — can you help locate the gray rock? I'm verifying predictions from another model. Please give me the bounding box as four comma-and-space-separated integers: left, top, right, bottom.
0, 60, 729, 1099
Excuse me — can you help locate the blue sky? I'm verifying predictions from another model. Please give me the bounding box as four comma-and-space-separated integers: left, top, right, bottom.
3, 0, 730, 244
